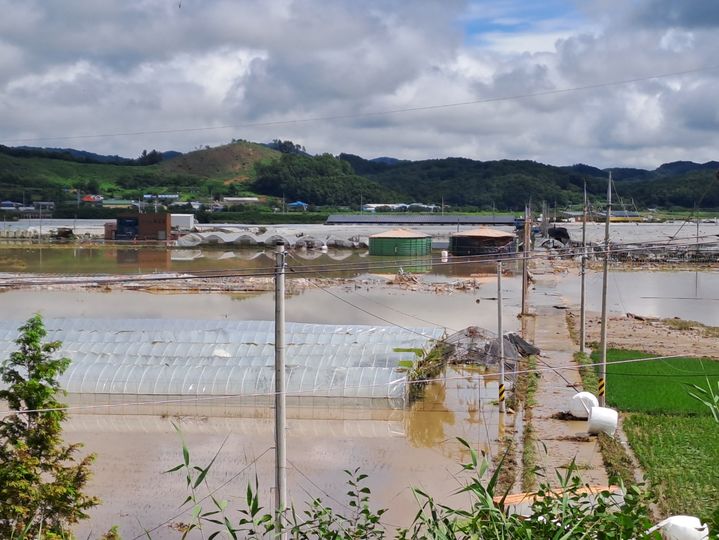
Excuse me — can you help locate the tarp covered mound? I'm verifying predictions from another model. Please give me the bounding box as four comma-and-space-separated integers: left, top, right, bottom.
0, 319, 443, 401
444, 326, 539, 375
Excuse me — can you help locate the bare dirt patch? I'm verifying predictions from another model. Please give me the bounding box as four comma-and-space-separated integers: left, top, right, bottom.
566, 310, 719, 360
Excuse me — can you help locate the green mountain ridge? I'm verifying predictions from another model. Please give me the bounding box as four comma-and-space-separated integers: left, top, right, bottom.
0, 141, 717, 210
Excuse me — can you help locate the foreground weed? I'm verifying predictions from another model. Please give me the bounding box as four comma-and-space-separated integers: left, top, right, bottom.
166, 431, 663, 539
688, 377, 719, 423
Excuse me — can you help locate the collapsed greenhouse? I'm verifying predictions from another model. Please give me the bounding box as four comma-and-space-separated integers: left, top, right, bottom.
0, 319, 445, 412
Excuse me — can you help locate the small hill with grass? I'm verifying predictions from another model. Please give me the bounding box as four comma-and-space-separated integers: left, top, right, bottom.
159, 140, 280, 181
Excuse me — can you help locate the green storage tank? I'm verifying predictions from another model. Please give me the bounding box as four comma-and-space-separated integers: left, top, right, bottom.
369, 228, 432, 256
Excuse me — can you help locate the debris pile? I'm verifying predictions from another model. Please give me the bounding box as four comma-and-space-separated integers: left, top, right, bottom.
444, 326, 540, 376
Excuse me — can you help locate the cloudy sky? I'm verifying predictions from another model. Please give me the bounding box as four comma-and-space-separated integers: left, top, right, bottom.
0, 0, 717, 168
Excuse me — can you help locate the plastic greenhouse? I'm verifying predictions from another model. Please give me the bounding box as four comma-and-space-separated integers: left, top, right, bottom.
0, 319, 443, 408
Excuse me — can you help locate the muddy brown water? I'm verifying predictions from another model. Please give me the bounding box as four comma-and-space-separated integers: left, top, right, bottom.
0, 287, 515, 538
2, 262, 718, 536
0, 245, 513, 278
533, 269, 719, 326
65, 369, 504, 539
0, 284, 524, 332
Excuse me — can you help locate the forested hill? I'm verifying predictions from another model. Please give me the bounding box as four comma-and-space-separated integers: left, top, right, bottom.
1, 139, 717, 209
336, 154, 719, 210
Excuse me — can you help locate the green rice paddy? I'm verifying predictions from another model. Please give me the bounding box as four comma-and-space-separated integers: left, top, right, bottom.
591, 349, 719, 415
588, 349, 719, 528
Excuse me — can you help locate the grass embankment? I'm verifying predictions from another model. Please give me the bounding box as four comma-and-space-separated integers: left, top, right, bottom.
503, 355, 539, 492
588, 348, 719, 528
662, 317, 719, 338
520, 356, 539, 492
400, 343, 450, 402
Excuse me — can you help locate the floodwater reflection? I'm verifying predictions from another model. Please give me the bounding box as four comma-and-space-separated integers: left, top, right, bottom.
0, 245, 516, 278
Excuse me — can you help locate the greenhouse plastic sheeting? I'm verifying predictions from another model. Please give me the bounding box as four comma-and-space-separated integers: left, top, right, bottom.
0, 319, 443, 400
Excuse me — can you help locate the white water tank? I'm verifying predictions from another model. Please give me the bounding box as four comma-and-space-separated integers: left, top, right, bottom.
171, 213, 195, 230
587, 406, 618, 436
569, 391, 598, 419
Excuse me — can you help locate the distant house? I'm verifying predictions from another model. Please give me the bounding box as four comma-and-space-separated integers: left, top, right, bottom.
287, 201, 309, 211
114, 213, 171, 241
103, 199, 137, 209
0, 201, 21, 211
223, 197, 261, 207
362, 203, 407, 212
597, 210, 643, 223
143, 194, 180, 201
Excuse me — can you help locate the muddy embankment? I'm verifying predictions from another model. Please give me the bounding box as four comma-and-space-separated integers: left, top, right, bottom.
566, 311, 719, 360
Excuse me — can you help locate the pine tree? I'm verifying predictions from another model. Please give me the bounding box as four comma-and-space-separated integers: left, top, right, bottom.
0, 315, 98, 539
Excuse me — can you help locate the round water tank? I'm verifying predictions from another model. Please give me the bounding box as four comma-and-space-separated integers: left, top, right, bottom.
569, 391, 598, 419
587, 406, 618, 436
658, 515, 709, 540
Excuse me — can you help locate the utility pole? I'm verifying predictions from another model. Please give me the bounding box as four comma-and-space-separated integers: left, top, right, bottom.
598, 173, 612, 406
521, 204, 531, 316
579, 182, 588, 354
274, 244, 288, 537
497, 261, 505, 413
695, 202, 700, 257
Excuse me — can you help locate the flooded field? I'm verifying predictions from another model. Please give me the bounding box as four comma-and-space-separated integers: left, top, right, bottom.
534, 269, 719, 326
0, 282, 522, 331
66, 369, 503, 538
0, 245, 508, 278
1, 221, 718, 538
0, 285, 516, 538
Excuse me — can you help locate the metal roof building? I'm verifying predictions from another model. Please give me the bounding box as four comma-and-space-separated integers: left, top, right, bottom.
449, 227, 516, 256
326, 214, 522, 226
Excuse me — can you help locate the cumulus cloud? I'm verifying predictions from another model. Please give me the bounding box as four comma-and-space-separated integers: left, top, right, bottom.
0, 0, 717, 167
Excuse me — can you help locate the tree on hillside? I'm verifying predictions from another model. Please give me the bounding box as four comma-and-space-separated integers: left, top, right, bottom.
0, 315, 98, 539
270, 139, 306, 155
136, 149, 164, 165
252, 153, 400, 206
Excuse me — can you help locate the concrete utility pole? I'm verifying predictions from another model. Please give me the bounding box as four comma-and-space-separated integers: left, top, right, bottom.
579, 182, 588, 354
521, 205, 531, 316
497, 261, 505, 413
599, 173, 612, 406
274, 244, 288, 538
695, 202, 700, 257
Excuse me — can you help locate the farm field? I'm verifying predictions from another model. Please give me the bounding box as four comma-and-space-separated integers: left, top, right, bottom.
601, 348, 719, 415
592, 349, 719, 528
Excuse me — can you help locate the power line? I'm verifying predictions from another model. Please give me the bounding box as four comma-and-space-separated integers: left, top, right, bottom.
131, 445, 274, 540
290, 255, 458, 332
3, 64, 718, 145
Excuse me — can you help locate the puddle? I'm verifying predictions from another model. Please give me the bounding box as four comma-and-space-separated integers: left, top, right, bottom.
534, 270, 719, 326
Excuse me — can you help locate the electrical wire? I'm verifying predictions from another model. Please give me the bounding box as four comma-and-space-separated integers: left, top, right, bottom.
130, 445, 274, 540
2, 236, 719, 287
288, 460, 405, 530
287, 252, 461, 331
4, 64, 718, 145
